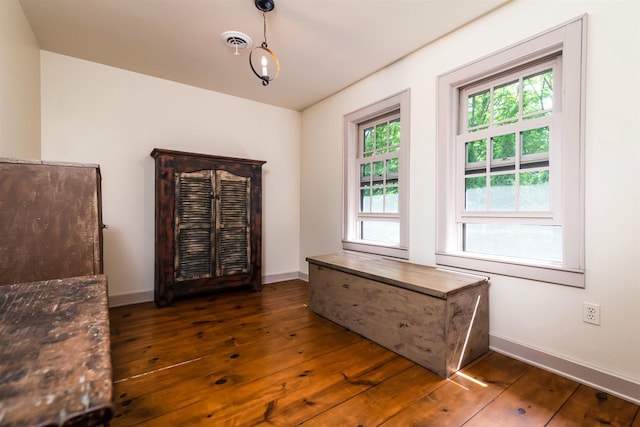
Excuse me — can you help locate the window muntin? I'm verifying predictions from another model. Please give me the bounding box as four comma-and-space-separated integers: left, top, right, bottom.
459, 60, 558, 260
359, 115, 400, 215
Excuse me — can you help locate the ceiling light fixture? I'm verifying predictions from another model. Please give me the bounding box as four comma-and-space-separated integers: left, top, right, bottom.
249, 0, 280, 86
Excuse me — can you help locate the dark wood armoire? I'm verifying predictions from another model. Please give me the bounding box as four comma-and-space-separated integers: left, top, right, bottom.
151, 148, 266, 307
0, 158, 104, 286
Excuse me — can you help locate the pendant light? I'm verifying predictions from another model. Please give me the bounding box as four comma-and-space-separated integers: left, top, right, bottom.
249, 0, 280, 86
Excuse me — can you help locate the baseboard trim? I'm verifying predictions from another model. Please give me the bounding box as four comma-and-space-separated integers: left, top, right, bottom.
490, 334, 640, 405
109, 290, 154, 307
108, 272, 305, 307
262, 271, 301, 284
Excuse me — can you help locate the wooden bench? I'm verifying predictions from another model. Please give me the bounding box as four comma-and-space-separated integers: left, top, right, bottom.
0, 275, 113, 426
307, 252, 489, 378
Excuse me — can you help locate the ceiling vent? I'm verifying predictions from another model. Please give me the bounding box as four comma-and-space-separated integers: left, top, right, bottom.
221, 31, 253, 55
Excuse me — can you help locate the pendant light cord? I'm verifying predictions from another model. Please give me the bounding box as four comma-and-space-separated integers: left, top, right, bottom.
262, 12, 268, 48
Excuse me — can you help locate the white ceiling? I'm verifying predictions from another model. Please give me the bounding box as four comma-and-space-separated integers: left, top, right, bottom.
20, 0, 510, 111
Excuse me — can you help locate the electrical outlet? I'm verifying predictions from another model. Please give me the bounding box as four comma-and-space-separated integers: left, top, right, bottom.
583, 302, 600, 325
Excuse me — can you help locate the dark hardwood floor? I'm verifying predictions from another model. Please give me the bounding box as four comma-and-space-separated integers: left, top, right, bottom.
109, 280, 639, 426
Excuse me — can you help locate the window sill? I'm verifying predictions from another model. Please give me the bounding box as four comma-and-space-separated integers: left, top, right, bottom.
343, 240, 409, 260
435, 252, 584, 287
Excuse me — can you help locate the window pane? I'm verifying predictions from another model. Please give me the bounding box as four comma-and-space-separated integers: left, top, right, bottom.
373, 160, 384, 179
363, 127, 374, 156
464, 223, 562, 262
468, 90, 490, 128
385, 184, 399, 213
360, 220, 400, 244
466, 139, 487, 165
493, 80, 519, 123
375, 123, 388, 154
371, 187, 384, 213
522, 127, 549, 156
523, 69, 553, 115
386, 157, 399, 175
520, 170, 550, 210
360, 187, 370, 212
389, 119, 400, 148
466, 176, 487, 211
360, 163, 371, 180
492, 134, 516, 162
490, 174, 516, 210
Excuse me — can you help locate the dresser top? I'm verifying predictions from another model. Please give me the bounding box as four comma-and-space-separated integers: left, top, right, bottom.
151, 148, 266, 166
0, 275, 112, 426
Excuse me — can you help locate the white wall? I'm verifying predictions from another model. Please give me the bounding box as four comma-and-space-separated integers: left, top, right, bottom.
41, 52, 301, 301
0, 0, 40, 159
300, 0, 640, 394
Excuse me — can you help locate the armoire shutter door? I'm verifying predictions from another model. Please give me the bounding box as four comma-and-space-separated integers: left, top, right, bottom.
216, 170, 251, 276
174, 171, 214, 281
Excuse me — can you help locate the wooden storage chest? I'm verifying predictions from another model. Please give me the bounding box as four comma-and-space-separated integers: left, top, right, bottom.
307, 252, 489, 378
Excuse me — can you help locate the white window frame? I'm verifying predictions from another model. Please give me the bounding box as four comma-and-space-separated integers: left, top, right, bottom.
343, 89, 410, 259
436, 16, 586, 287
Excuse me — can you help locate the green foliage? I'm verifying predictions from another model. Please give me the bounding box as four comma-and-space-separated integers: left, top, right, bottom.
363, 118, 401, 157
373, 160, 384, 177
494, 80, 519, 123
522, 127, 549, 155
375, 124, 387, 153
465, 170, 549, 191
520, 170, 549, 186
389, 119, 400, 149
467, 68, 553, 130
492, 133, 516, 160
523, 70, 553, 114
363, 127, 374, 156
491, 173, 515, 186
463, 68, 554, 212
468, 90, 490, 128
387, 157, 399, 174
466, 139, 487, 164
465, 176, 486, 190
359, 118, 401, 214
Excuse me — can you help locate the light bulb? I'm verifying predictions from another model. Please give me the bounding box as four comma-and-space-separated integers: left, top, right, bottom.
261, 55, 268, 77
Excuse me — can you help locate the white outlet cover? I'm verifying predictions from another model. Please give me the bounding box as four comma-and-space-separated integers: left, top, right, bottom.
583, 302, 600, 325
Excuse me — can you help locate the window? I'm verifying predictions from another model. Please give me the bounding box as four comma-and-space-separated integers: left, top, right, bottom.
343, 90, 410, 259
436, 17, 586, 287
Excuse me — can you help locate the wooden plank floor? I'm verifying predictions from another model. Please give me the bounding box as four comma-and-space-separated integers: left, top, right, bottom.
109, 280, 640, 426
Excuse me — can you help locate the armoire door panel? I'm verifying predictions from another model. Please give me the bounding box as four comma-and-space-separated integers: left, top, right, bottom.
174, 171, 215, 281
216, 170, 250, 276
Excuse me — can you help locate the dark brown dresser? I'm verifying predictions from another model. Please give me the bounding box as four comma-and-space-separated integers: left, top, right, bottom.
151, 148, 266, 307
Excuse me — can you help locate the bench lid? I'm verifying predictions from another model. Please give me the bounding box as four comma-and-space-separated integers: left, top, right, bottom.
306, 252, 488, 299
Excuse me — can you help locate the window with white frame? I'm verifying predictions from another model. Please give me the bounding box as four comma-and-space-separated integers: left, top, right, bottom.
436, 17, 586, 287
343, 90, 410, 259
